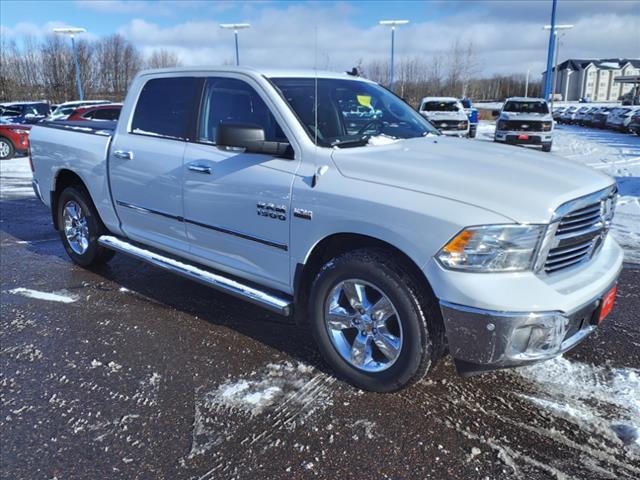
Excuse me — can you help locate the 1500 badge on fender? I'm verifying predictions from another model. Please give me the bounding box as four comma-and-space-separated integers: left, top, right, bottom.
257, 202, 286, 221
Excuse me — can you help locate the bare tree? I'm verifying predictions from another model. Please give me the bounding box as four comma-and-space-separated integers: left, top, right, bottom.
145, 49, 182, 69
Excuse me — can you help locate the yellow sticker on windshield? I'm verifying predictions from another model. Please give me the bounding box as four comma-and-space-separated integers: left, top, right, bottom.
357, 95, 372, 107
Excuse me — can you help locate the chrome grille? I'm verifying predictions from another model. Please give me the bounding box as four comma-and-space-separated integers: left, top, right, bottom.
539, 186, 617, 274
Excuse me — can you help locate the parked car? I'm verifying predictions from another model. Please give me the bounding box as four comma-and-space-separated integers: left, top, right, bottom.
559, 106, 578, 124
575, 106, 597, 126
582, 107, 603, 127
418, 97, 470, 137
628, 110, 640, 135
49, 100, 111, 121
606, 107, 640, 132
493, 97, 553, 151
66, 103, 122, 122
29, 67, 622, 392
568, 106, 590, 125
552, 106, 566, 121
592, 107, 614, 128
0, 119, 31, 159
0, 101, 50, 124
459, 98, 478, 138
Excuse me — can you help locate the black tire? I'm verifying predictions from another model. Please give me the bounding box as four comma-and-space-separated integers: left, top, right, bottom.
0, 136, 15, 160
309, 248, 443, 392
542, 143, 552, 152
56, 186, 114, 267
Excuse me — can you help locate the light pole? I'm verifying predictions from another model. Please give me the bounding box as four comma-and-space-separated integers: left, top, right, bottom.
53, 27, 86, 100
379, 20, 409, 91
220, 23, 251, 66
543, 0, 557, 101
543, 24, 574, 108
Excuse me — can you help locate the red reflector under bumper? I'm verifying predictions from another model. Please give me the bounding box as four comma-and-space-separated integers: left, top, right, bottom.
599, 285, 617, 322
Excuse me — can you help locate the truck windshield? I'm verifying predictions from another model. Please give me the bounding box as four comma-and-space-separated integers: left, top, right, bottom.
421, 101, 459, 112
270, 77, 439, 147
503, 101, 549, 114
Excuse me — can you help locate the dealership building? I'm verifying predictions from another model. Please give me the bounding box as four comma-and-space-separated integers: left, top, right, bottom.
542, 58, 640, 102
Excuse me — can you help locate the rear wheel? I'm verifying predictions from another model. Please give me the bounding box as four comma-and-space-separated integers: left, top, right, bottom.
0, 137, 15, 160
309, 248, 443, 392
57, 186, 114, 267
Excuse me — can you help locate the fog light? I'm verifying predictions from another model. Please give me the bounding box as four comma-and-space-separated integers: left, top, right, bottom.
507, 314, 568, 360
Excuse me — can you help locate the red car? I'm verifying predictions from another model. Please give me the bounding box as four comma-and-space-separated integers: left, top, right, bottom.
66, 103, 122, 122
0, 120, 31, 159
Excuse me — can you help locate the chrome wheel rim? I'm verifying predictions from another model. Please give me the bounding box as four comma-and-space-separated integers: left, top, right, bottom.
62, 200, 89, 254
324, 279, 403, 372
0, 140, 10, 158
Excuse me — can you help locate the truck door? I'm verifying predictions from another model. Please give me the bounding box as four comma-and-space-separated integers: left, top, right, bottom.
109, 76, 202, 253
182, 76, 297, 292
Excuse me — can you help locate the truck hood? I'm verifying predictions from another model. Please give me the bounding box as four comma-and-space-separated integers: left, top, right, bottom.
331, 136, 614, 223
499, 112, 552, 122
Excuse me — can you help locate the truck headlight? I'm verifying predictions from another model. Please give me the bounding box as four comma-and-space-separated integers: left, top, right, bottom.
497, 120, 507, 130
437, 225, 545, 272
541, 122, 552, 132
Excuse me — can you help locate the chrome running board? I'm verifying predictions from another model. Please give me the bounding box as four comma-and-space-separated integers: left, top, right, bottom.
98, 235, 292, 315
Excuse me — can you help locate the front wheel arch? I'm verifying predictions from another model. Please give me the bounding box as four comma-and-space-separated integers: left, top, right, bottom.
294, 234, 445, 352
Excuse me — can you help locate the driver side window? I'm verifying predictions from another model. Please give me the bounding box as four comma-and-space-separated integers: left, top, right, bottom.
198, 77, 287, 144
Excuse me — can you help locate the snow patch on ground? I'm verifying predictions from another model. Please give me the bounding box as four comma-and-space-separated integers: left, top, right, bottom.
207, 361, 332, 416
515, 356, 640, 449
0, 157, 33, 200
8, 287, 79, 303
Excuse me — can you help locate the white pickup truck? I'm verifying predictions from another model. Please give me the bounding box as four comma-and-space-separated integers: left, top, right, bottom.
29, 67, 622, 392
494, 97, 554, 152
418, 97, 470, 137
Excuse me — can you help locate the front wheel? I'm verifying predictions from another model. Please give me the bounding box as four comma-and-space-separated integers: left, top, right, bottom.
0, 137, 15, 160
542, 143, 552, 152
57, 186, 114, 267
309, 248, 443, 392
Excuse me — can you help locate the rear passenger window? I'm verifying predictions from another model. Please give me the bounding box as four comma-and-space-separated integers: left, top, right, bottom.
132, 77, 199, 139
93, 108, 120, 121
198, 77, 286, 144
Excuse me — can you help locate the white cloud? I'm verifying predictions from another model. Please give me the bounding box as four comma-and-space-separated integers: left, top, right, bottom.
115, 2, 639, 76
1, 21, 99, 42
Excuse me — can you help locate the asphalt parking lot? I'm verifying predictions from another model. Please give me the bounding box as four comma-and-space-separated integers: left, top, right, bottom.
1, 125, 639, 479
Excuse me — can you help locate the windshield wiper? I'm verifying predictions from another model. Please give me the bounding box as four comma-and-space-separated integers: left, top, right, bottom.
330, 135, 370, 148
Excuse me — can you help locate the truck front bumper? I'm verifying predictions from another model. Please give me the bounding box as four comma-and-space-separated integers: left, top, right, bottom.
427, 235, 623, 376
494, 130, 552, 146
440, 277, 618, 375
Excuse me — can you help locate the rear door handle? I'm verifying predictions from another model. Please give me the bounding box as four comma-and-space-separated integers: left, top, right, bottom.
113, 150, 133, 160
188, 163, 212, 174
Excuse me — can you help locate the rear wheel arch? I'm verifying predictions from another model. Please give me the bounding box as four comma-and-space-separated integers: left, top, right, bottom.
51, 169, 104, 231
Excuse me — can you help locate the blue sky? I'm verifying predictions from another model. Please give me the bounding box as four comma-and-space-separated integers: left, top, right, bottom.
2, 1, 638, 75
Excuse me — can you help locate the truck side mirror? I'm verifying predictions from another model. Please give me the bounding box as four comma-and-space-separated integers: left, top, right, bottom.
216, 122, 292, 158
491, 110, 500, 117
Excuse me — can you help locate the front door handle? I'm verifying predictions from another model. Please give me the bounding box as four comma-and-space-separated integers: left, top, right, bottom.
188, 163, 212, 174
113, 150, 133, 160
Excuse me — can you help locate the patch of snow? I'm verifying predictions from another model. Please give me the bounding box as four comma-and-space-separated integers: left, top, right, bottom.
515, 356, 640, 450
0, 157, 33, 200
8, 287, 79, 304
367, 134, 400, 146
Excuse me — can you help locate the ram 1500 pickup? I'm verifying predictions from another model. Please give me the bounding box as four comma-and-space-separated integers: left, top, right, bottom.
29, 67, 622, 392
494, 97, 554, 152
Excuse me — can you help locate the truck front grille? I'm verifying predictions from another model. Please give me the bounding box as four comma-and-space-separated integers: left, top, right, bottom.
501, 120, 547, 131
541, 187, 617, 274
